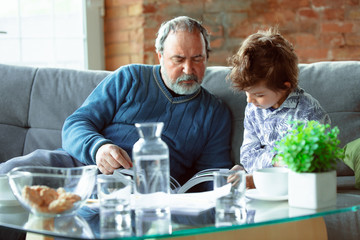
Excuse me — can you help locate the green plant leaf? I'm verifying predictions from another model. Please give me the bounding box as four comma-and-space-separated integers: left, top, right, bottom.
273, 120, 344, 173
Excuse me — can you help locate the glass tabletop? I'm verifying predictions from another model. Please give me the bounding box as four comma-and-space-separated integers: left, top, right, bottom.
1, 193, 360, 239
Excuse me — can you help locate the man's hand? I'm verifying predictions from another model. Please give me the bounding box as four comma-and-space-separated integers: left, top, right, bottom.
96, 144, 132, 174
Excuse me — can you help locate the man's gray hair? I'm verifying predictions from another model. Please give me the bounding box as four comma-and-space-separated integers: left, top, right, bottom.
155, 16, 211, 59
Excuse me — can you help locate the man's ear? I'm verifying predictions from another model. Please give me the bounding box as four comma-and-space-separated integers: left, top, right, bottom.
157, 52, 162, 63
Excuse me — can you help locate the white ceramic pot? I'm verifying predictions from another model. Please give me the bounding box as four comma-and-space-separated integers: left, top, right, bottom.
288, 170, 336, 209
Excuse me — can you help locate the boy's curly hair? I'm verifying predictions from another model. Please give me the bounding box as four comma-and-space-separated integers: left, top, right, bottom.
228, 27, 299, 92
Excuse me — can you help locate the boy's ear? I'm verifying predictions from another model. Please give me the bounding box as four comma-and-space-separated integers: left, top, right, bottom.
284, 82, 291, 89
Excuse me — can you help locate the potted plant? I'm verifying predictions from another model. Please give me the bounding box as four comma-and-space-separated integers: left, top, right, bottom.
273, 120, 345, 209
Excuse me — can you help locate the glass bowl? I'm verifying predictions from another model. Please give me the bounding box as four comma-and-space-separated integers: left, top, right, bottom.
7, 165, 97, 217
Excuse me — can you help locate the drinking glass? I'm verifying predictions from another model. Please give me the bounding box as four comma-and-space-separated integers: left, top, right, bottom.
213, 170, 247, 227
97, 174, 132, 238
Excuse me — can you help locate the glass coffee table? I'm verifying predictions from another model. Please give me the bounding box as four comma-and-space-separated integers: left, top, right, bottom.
1, 193, 360, 240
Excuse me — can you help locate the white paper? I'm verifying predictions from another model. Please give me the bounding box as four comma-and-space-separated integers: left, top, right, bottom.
131, 185, 231, 215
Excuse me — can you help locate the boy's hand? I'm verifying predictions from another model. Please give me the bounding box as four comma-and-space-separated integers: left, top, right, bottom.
230, 164, 244, 171
228, 165, 255, 189
273, 155, 287, 167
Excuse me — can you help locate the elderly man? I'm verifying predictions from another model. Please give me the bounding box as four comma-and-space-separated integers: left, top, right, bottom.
0, 16, 233, 187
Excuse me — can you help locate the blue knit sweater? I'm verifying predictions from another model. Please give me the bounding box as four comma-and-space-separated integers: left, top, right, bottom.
62, 64, 232, 185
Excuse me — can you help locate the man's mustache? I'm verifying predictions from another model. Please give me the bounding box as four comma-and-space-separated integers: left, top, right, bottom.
176, 74, 198, 83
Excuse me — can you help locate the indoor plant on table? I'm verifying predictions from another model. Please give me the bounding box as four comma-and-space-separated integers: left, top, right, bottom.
273, 120, 345, 209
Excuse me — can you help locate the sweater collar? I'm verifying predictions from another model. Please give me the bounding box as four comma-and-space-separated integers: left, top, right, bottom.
153, 65, 202, 104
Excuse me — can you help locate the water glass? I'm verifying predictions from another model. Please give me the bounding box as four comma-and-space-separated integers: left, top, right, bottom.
135, 207, 171, 237
97, 174, 132, 238
213, 170, 247, 227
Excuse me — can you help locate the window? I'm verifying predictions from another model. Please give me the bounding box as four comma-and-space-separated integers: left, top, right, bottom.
0, 0, 104, 70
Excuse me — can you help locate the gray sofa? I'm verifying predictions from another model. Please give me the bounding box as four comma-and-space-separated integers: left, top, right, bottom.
1, 61, 360, 238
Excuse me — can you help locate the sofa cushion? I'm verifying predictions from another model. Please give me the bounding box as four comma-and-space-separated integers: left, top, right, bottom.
0, 63, 110, 162
0, 125, 26, 161
28, 67, 111, 129
342, 138, 360, 188
23, 129, 62, 155
298, 61, 360, 177
202, 66, 246, 164
0, 64, 36, 161
0, 64, 35, 127
298, 61, 360, 147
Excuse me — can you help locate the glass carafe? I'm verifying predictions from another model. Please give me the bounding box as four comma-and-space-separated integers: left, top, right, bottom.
132, 122, 171, 236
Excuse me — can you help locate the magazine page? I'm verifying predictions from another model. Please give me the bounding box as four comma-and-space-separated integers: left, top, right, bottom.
114, 168, 181, 193
176, 168, 229, 194
114, 168, 230, 194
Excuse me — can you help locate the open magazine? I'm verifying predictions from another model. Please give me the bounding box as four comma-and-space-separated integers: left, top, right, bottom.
112, 168, 232, 215
113, 168, 229, 194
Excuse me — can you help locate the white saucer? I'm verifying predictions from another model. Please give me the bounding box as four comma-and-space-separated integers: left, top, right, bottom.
246, 189, 288, 201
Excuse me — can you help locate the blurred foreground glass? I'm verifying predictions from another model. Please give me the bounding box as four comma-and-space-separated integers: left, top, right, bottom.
132, 122, 172, 236
97, 174, 132, 238
213, 170, 247, 227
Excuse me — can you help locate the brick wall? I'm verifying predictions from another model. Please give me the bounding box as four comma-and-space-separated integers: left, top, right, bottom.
104, 0, 360, 71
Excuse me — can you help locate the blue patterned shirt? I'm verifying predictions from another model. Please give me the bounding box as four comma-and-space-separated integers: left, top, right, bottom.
241, 87, 330, 173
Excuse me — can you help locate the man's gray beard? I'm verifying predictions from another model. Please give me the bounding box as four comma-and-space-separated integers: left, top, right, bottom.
161, 68, 201, 95
172, 74, 201, 95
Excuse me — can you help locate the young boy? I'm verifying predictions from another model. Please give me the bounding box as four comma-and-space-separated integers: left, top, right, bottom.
228, 28, 330, 188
